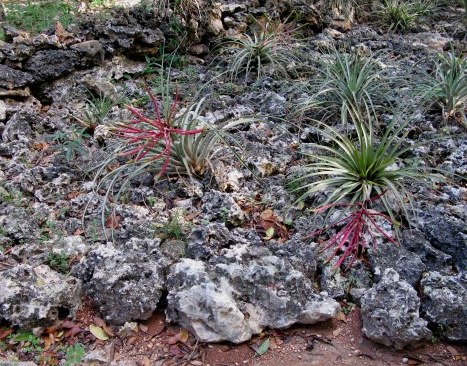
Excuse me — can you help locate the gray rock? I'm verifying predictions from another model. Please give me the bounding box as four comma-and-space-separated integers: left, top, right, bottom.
0, 360, 38, 366
167, 244, 340, 343
24, 50, 79, 83
1, 111, 37, 143
361, 268, 432, 350
0, 100, 6, 121
319, 258, 347, 299
420, 272, 466, 342
82, 342, 114, 365
201, 190, 245, 226
368, 242, 426, 287
72, 238, 168, 325
0, 64, 33, 89
0, 264, 81, 329
402, 229, 452, 272
417, 210, 466, 270
71, 40, 105, 66
185, 223, 261, 261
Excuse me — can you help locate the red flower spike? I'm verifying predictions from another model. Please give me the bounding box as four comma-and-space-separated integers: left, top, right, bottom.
111, 85, 203, 178
308, 193, 399, 269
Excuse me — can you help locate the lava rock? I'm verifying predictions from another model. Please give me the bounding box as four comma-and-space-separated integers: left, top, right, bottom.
72, 238, 168, 325
24, 50, 80, 83
167, 243, 340, 343
361, 268, 432, 350
420, 272, 466, 342
0, 64, 33, 89
0, 264, 81, 329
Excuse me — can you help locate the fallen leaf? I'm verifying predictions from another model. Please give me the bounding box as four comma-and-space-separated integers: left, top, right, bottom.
94, 317, 115, 337
89, 325, 109, 341
32, 142, 49, 151
66, 191, 81, 200
0, 328, 14, 340
62, 320, 77, 329
260, 209, 274, 220
256, 338, 270, 356
263, 227, 275, 240
332, 328, 342, 337
105, 215, 122, 229
336, 311, 347, 322
64, 327, 82, 338
178, 329, 189, 343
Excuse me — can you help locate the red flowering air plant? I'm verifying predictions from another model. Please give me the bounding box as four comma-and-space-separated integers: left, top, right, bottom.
309, 193, 398, 269
111, 85, 204, 178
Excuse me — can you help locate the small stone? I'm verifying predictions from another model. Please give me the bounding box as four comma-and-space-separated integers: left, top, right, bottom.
402, 357, 409, 364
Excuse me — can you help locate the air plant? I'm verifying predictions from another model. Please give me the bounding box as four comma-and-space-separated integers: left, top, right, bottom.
220, 20, 301, 81
297, 50, 395, 125
310, 195, 398, 268
421, 52, 467, 127
290, 116, 442, 267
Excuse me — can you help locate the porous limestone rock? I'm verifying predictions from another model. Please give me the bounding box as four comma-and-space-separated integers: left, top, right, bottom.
0, 264, 81, 329
420, 271, 467, 342
167, 243, 340, 343
72, 238, 168, 325
361, 268, 432, 350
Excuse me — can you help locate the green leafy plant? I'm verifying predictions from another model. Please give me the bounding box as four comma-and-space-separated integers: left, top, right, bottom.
48, 125, 91, 163
375, 0, 436, 32
45, 252, 70, 274
291, 117, 442, 266
63, 343, 85, 366
75, 91, 123, 132
4, 0, 76, 34
9, 332, 43, 354
220, 20, 301, 81
156, 213, 187, 240
293, 119, 429, 222
420, 52, 466, 126
298, 51, 393, 124
90, 82, 251, 237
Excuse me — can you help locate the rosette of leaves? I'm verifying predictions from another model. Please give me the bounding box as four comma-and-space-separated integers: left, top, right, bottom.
220, 20, 301, 81
89, 86, 251, 235
290, 116, 442, 266
297, 50, 395, 125
420, 52, 466, 126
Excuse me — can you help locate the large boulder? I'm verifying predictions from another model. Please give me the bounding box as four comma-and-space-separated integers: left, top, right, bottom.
0, 264, 81, 329
420, 272, 467, 342
361, 268, 432, 350
72, 238, 168, 325
167, 240, 340, 343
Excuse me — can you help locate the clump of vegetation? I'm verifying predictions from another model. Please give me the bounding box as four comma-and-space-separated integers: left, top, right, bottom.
298, 50, 393, 124
4, 0, 77, 34
48, 125, 91, 163
291, 115, 442, 267
420, 52, 467, 126
375, 0, 437, 32
45, 252, 70, 274
220, 20, 301, 81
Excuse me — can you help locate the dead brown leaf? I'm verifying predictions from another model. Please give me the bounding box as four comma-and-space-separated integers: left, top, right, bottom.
105, 215, 122, 229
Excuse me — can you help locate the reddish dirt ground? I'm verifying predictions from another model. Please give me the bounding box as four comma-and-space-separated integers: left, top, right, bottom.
2, 298, 465, 366
78, 299, 467, 366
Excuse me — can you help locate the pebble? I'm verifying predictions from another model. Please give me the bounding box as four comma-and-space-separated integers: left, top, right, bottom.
402, 357, 409, 364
